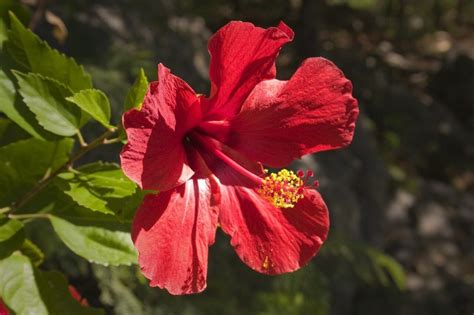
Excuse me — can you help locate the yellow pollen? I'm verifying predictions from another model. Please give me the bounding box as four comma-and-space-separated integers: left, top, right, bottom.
262, 256, 270, 270
258, 169, 304, 209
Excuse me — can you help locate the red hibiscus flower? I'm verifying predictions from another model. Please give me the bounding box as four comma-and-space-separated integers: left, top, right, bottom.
121, 21, 358, 295
68, 285, 89, 306
0, 299, 8, 315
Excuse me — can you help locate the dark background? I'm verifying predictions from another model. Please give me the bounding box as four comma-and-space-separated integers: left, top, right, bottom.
10, 0, 474, 314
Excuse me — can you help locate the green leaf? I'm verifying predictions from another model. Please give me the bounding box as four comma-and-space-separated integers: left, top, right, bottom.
56, 162, 137, 215
0, 252, 104, 314
320, 238, 406, 291
14, 71, 87, 136
368, 248, 407, 291
0, 17, 57, 140
49, 215, 137, 266
0, 137, 74, 207
0, 19, 7, 45
120, 69, 148, 141
92, 265, 145, 315
0, 66, 15, 97
0, 214, 25, 258
124, 68, 148, 111
110, 189, 148, 222
40, 270, 104, 314
66, 89, 113, 128
5, 12, 92, 92
49, 188, 136, 228
20, 239, 44, 267
0, 69, 52, 139
0, 253, 48, 314
18, 183, 141, 225
78, 163, 137, 198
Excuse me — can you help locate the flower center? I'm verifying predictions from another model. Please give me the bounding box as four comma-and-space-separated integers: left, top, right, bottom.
189, 130, 318, 209
258, 169, 304, 208
258, 169, 319, 208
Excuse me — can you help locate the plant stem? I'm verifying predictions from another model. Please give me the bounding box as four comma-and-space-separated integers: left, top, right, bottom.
28, 0, 47, 31
0, 207, 11, 214
10, 127, 118, 212
9, 213, 50, 220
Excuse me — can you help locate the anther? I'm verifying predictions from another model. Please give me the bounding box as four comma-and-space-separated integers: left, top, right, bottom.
259, 168, 320, 208
258, 169, 304, 209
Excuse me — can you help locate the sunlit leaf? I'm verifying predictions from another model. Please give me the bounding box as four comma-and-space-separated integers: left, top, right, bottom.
56, 162, 137, 215
66, 89, 113, 129
5, 12, 92, 92
0, 69, 51, 139
0, 253, 48, 314
124, 68, 148, 111
0, 252, 104, 314
120, 68, 149, 141
14, 71, 86, 136
50, 215, 137, 266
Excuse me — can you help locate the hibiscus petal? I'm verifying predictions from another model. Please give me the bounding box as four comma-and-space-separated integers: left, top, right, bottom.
120, 64, 201, 191
205, 21, 294, 119
217, 170, 329, 274
0, 299, 9, 315
151, 64, 203, 133
228, 57, 359, 167
132, 179, 219, 295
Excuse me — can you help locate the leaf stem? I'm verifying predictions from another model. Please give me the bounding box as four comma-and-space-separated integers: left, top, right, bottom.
76, 130, 88, 147
41, 167, 52, 181
10, 126, 119, 212
103, 137, 121, 145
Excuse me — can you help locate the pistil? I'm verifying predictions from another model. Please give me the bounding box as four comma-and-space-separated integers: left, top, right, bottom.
190, 132, 263, 186
190, 131, 317, 209
198, 120, 230, 138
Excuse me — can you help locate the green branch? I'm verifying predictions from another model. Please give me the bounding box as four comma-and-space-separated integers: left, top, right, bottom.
10, 126, 119, 212
9, 213, 50, 220
0, 207, 11, 214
